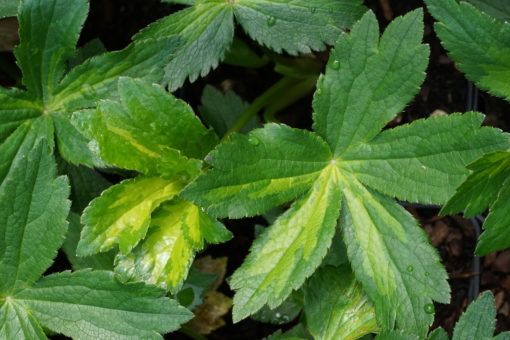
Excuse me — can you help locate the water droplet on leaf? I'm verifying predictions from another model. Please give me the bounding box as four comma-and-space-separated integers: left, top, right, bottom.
330, 60, 341, 70
406, 265, 414, 272
248, 136, 260, 146
425, 271, 430, 277
310, 7, 317, 14
267, 16, 276, 26
424, 303, 435, 314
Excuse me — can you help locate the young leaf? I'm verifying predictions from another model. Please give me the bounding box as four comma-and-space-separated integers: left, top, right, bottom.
442, 151, 510, 255
229, 163, 342, 321
78, 176, 184, 256
184, 9, 510, 335
16, 270, 192, 340
0, 139, 70, 293
115, 199, 232, 291
452, 292, 496, 340
303, 265, 379, 340
135, 0, 366, 89
426, 0, 510, 101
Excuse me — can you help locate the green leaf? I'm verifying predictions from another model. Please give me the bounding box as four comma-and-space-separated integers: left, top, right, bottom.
63, 213, 114, 271
199, 85, 258, 137
15, 0, 89, 102
115, 199, 232, 292
77, 176, 184, 256
0, 300, 47, 339
223, 37, 269, 68
494, 333, 510, 340
16, 270, 193, 339
303, 265, 379, 340
313, 9, 429, 156
340, 112, 510, 204
176, 268, 217, 309
182, 123, 333, 218
452, 292, 496, 340
0, 139, 70, 293
233, 0, 366, 54
0, 88, 42, 142
466, 0, 510, 22
59, 162, 111, 213
230, 164, 342, 321
252, 291, 302, 325
135, 2, 235, 90
136, 0, 365, 90
265, 324, 311, 340
51, 37, 178, 112
0, 0, 19, 18
426, 0, 510, 101
0, 115, 54, 185
340, 173, 450, 335
428, 328, 449, 340
442, 151, 510, 255
52, 113, 104, 167
72, 77, 216, 178
376, 331, 420, 340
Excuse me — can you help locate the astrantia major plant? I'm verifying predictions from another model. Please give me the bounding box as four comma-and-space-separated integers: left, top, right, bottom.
182, 9, 510, 336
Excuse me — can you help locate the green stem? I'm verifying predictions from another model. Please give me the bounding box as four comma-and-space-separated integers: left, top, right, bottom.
221, 76, 312, 141
263, 75, 317, 123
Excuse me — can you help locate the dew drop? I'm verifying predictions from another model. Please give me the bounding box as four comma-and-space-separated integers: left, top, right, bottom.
267, 16, 276, 27
424, 303, 435, 314
310, 7, 317, 14
425, 271, 430, 277
248, 136, 260, 146
316, 88, 322, 95
406, 265, 414, 272
330, 60, 341, 70
275, 312, 281, 318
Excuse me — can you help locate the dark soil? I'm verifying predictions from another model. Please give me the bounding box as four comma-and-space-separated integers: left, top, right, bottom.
3, 0, 509, 339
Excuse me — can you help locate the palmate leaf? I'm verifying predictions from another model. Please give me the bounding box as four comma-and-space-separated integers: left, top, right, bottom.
303, 265, 379, 340
135, 0, 366, 90
183, 9, 510, 335
0, 140, 192, 339
426, 0, 510, 101
442, 151, 510, 255
0, 0, 178, 174
74, 78, 229, 291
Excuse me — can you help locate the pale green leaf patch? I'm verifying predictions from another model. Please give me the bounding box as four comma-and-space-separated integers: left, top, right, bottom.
78, 176, 184, 256
135, 0, 366, 89
115, 199, 232, 292
303, 265, 379, 340
442, 151, 510, 255
0, 140, 192, 339
426, 0, 510, 101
